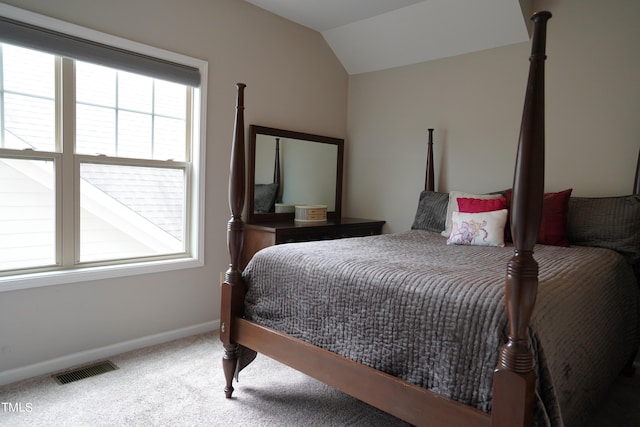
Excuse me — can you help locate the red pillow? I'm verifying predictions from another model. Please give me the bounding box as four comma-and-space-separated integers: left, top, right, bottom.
457, 197, 507, 213
505, 189, 572, 247
458, 197, 508, 241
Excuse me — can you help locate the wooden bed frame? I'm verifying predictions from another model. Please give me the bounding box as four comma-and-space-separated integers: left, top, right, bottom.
219, 11, 617, 426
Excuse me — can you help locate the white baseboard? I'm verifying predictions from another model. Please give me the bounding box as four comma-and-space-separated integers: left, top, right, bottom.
0, 320, 219, 387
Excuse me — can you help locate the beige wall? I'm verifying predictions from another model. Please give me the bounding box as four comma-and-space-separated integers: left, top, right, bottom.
345, 0, 640, 233
0, 0, 347, 377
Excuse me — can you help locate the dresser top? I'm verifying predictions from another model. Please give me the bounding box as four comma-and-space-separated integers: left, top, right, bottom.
245, 217, 384, 231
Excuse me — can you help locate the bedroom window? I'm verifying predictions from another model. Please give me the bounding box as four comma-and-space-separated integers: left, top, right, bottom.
0, 6, 207, 290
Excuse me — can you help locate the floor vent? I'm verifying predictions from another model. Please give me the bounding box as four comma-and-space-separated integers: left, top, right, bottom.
53, 360, 119, 385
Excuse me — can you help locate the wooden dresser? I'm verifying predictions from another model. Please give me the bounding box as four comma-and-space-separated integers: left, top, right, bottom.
242, 217, 385, 268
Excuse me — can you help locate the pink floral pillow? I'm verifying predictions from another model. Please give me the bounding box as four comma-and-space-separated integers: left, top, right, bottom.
458, 197, 508, 240
440, 191, 503, 238
446, 209, 508, 247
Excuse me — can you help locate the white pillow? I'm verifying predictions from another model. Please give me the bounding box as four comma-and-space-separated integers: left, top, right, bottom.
446, 209, 508, 247
440, 191, 502, 238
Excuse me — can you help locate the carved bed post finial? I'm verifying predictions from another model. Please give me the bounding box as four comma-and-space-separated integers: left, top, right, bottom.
221, 83, 247, 399
425, 128, 435, 191
492, 11, 551, 427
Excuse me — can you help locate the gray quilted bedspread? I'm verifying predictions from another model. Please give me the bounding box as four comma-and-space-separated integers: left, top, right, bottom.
242, 230, 639, 427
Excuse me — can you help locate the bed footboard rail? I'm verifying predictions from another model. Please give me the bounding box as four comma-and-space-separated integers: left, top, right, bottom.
221, 83, 247, 398
491, 11, 552, 427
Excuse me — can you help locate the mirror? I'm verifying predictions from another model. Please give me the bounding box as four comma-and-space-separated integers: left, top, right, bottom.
247, 125, 344, 223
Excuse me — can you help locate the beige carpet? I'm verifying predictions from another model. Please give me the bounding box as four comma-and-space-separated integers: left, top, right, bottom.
0, 332, 638, 426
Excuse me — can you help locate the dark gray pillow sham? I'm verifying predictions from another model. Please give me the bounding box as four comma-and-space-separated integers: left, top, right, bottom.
411, 191, 449, 233
567, 195, 640, 265
254, 183, 279, 213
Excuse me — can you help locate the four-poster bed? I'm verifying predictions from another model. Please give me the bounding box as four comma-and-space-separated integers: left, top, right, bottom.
220, 11, 640, 427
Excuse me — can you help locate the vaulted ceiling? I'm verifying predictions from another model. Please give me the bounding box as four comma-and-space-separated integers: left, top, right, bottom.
244, 0, 532, 75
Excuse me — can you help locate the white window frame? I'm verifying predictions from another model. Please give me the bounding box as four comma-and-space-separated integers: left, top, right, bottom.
0, 4, 208, 292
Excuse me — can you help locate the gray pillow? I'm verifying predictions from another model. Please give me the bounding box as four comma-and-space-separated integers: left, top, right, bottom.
254, 183, 279, 213
411, 191, 449, 233
568, 195, 640, 265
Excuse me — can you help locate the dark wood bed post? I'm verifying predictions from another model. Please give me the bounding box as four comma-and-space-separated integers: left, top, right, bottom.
491, 11, 551, 427
425, 128, 435, 192
221, 82, 247, 398
634, 148, 639, 195
274, 138, 281, 184
274, 137, 281, 204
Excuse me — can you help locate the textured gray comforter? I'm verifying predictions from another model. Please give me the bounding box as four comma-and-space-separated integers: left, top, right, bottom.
242, 230, 639, 426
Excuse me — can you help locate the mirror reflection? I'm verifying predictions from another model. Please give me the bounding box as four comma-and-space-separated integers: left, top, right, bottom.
248, 125, 344, 223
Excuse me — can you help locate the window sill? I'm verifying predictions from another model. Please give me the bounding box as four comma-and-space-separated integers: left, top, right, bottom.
0, 256, 204, 292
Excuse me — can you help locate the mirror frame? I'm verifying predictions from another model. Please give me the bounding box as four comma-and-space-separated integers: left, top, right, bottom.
247, 125, 344, 224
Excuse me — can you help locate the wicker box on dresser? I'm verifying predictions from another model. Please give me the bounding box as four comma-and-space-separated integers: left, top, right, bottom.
241, 217, 385, 268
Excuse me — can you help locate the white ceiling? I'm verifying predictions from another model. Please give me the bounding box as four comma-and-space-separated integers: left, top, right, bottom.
244, 0, 532, 75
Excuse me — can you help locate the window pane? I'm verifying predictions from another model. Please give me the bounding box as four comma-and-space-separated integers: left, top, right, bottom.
118, 111, 152, 158
3, 44, 55, 97
2, 44, 56, 151
4, 94, 55, 151
154, 117, 185, 161
76, 62, 116, 107
79, 163, 185, 263
76, 104, 116, 156
0, 158, 56, 271
118, 71, 152, 113
154, 80, 186, 119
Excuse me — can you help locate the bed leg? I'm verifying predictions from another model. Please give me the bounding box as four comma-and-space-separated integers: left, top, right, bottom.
492, 364, 535, 427
492, 253, 540, 427
221, 271, 244, 399
222, 343, 239, 398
